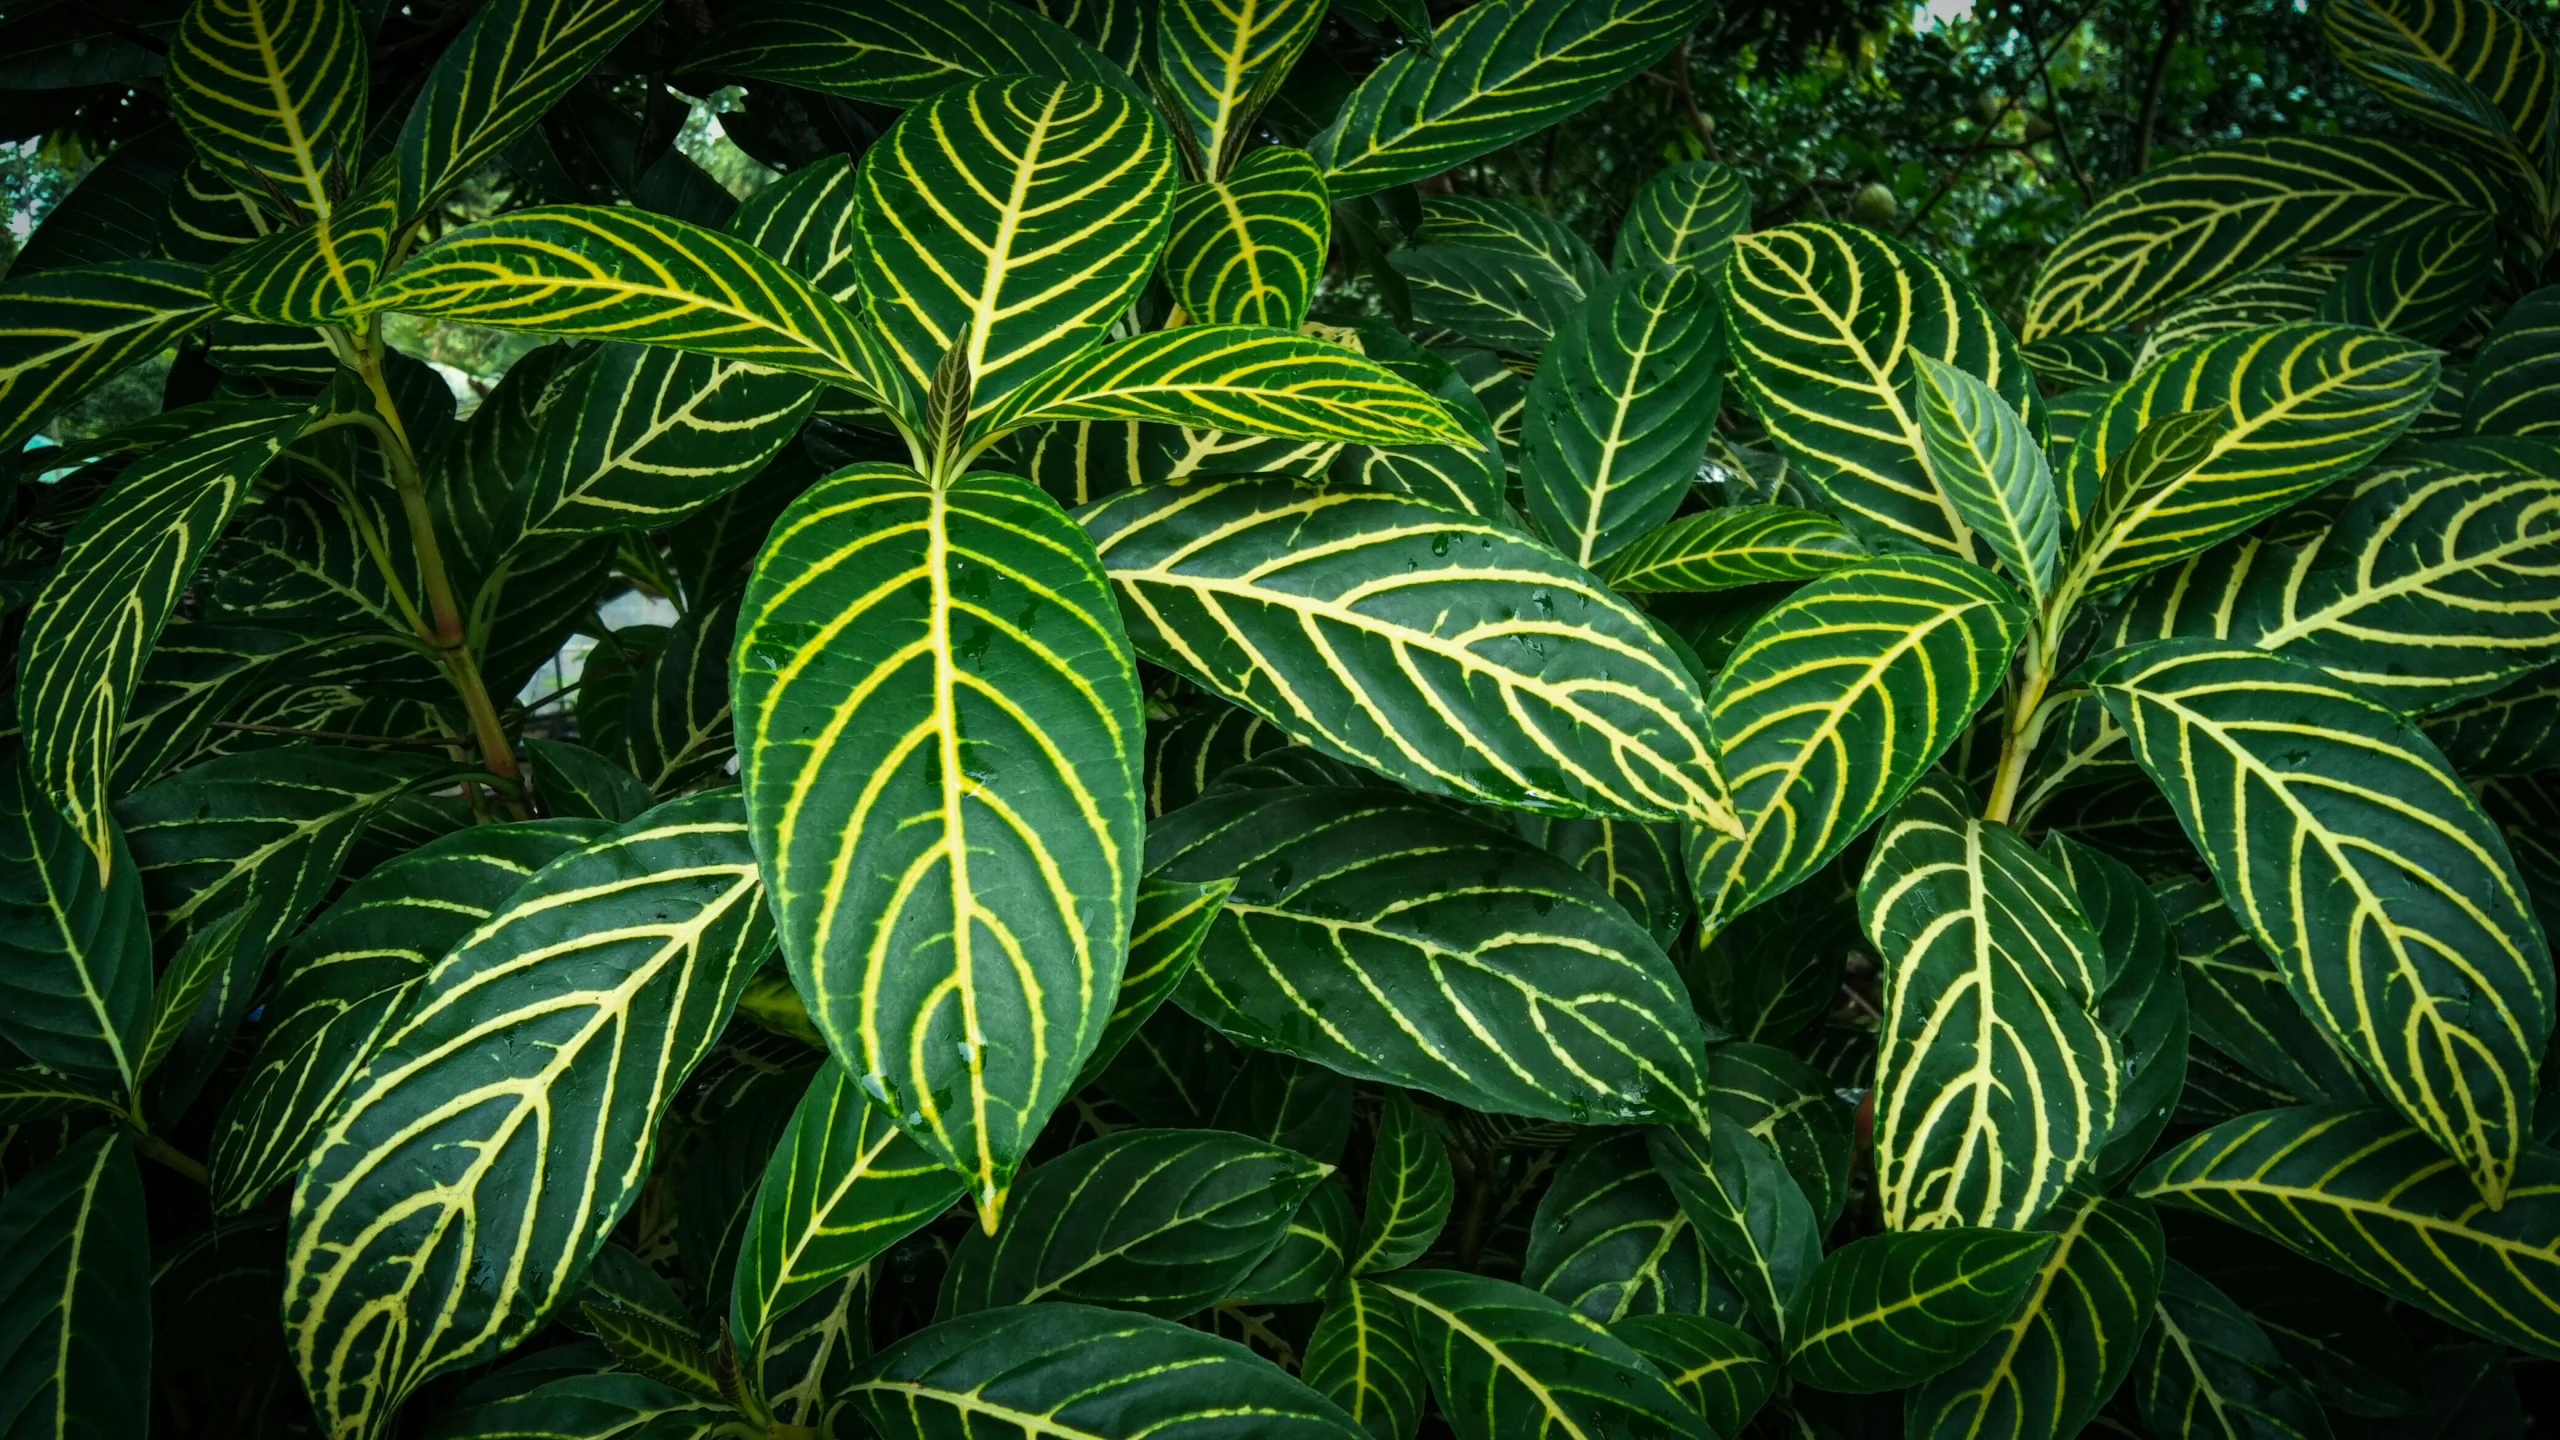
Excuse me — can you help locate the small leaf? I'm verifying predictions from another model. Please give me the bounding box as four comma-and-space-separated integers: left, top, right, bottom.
1785, 1229, 2057, 1394
1165, 148, 1330, 328
0, 1130, 150, 1440
1609, 1313, 1775, 1438
1599, 506, 1866, 593
1522, 1130, 1722, 1325
1351, 1091, 1453, 1275
527, 738, 654, 823
1912, 353, 2061, 605
0, 760, 150, 1089
581, 1302, 721, 1403
1614, 161, 1752, 272
1379, 1269, 1713, 1440
2132, 1261, 2332, 1440
1305, 1277, 1428, 1440
1648, 1120, 1822, 1342
985, 324, 1467, 449
137, 905, 250, 1081
684, 0, 1136, 110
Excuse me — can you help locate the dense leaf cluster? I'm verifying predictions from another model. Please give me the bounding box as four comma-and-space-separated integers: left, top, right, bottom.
1, 0, 2557, 1437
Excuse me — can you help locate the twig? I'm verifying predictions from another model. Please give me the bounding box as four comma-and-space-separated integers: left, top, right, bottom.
2015, 1, 2097, 204
2134, 0, 2191, 175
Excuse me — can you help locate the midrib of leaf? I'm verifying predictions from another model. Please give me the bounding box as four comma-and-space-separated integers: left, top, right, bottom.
770, 1123, 913, 1288
1939, 1194, 2096, 1403
53, 1139, 116, 1437
1382, 1286, 1601, 1440
244, 0, 335, 217
2153, 1307, 2243, 1432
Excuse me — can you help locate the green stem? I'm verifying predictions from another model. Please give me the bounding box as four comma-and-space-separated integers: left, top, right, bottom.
1982, 623, 2057, 826
127, 1125, 210, 1186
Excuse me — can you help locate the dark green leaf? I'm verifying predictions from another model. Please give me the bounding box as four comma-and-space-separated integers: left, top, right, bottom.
0, 760, 149, 1089
1609, 1313, 1774, 1438
1523, 1130, 1723, 1325
2131, 1261, 2332, 1440
0, 1130, 149, 1440
1305, 1277, 1428, 1440
1648, 1119, 1822, 1341
1380, 1268, 1712, 1440
1351, 1091, 1453, 1275
686, 0, 1137, 110
1785, 1229, 2056, 1394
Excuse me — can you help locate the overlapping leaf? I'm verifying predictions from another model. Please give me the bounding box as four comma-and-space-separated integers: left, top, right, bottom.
1648, 1120, 1822, 1340
396, 0, 665, 220
2321, 0, 2556, 184
1522, 1131, 1719, 1324
2131, 1261, 2331, 1439
1305, 1278, 1428, 1440
685, 0, 1135, 110
1600, 505, 1865, 592
0, 260, 221, 451
984, 325, 1466, 449
1378, 1270, 1712, 1440
1164, 147, 1329, 327
2464, 284, 2559, 438
2317, 210, 2497, 342
1785, 1229, 2056, 1394
518, 344, 818, 539
1351, 1092, 1453, 1275
1615, 160, 1752, 272
1913, 353, 2061, 606
1155, 0, 1323, 174
0, 761, 148, 1090
0, 1130, 149, 1440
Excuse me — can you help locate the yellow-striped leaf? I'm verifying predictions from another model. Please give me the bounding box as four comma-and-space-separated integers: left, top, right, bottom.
1305, 1278, 1429, 1439
1610, 1315, 1774, 1438
733, 464, 1144, 1223
0, 1130, 149, 1440
1076, 875, 1236, 1085
1165, 146, 1330, 328
167, 0, 367, 221
2137, 1105, 2560, 1359
2427, 664, 2560, 776
2131, 258, 2340, 372
1419, 195, 1607, 289
1309, 0, 1712, 198
982, 324, 1466, 451
1862, 773, 2120, 1231
2160, 872, 2381, 1111
2091, 641, 2554, 1203
1351, 1091, 1453, 1276
1155, 0, 1324, 175
2315, 209, 2498, 343
517, 343, 819, 538
0, 760, 148, 1090
363, 204, 905, 410
0, 261, 221, 450
2465, 284, 2560, 437
1913, 352, 2061, 607
2023, 138, 2494, 340
1379, 1270, 1714, 1440
396, 0, 663, 221
2132, 1261, 2331, 1440
684, 0, 1135, 110
1614, 161, 1751, 273
1724, 222, 2041, 558
1391, 244, 1585, 354
1521, 265, 1724, 567
854, 78, 1173, 425
1647, 1120, 1822, 1340
1785, 1229, 2058, 1394
15, 400, 311, 875
2055, 323, 2437, 588
2019, 332, 2136, 391
283, 791, 771, 1440
2322, 0, 2557, 187
728, 152, 863, 303
1151, 787, 1715, 1126
203, 181, 398, 323
1599, 505, 1865, 593
1081, 478, 1737, 827
1686, 555, 2025, 939
1512, 813, 1689, 948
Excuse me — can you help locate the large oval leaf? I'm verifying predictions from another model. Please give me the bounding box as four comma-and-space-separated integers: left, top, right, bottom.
2090, 641, 2554, 1203
2322, 0, 2556, 169
1862, 774, 2120, 1231
1723, 221, 2040, 557
0, 1130, 149, 1440
282, 791, 772, 1440
1377, 1269, 1713, 1440
1687, 555, 2025, 938
1310, 0, 1710, 198
844, 1302, 1367, 1438
733, 463, 1144, 1220
1081, 477, 1736, 828
1164, 147, 1330, 328
1785, 1229, 2056, 1394
684, 0, 1135, 110
2022, 138, 2493, 340
1151, 786, 1714, 1126
2136, 1105, 2560, 1359
0, 761, 148, 1089
167, 0, 366, 220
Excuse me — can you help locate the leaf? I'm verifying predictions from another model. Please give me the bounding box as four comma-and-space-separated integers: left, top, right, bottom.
1081, 477, 1737, 827
1075, 876, 1234, 1086
2090, 641, 2554, 1203
0, 260, 221, 450
2315, 210, 2497, 343
1379, 1269, 1712, 1440
986, 325, 1467, 450
1521, 265, 1724, 567
2173, 1226, 2429, 1421
2022, 138, 2494, 340
847, 1301, 1367, 1437
1390, 245, 1585, 354
2137, 1105, 2560, 1360
1647, 1120, 1822, 1341
1686, 555, 2026, 938
167, 0, 367, 220
2057, 324, 2437, 587
729, 1060, 964, 1348
1610, 1313, 1774, 1439
1912, 353, 2061, 606
1785, 1229, 2055, 1394
1152, 786, 1715, 1126
854, 79, 1171, 427
2321, 0, 2557, 170
421, 1371, 733, 1439
2464, 284, 2559, 438
0, 760, 149, 1089
1350, 1091, 1453, 1275
617, 598, 740, 797
684, 0, 1136, 111
1599, 505, 1866, 593
2426, 665, 2560, 777
0, 1068, 123, 1125
208, 819, 610, 1215
1154, 0, 1324, 173
1233, 1180, 1356, 1303
1165, 147, 1330, 328
2048, 836, 2190, 1186
581, 1304, 721, 1403
2160, 874, 2377, 1111
0, 1130, 149, 1440
10, 125, 189, 275
1706, 1042, 1853, 1231
1512, 814, 1688, 948
2132, 1262, 2332, 1440
1418, 196, 1606, 290
1522, 1131, 1721, 1325
526, 739, 653, 824
364, 205, 903, 407
1305, 1278, 1429, 1440
1615, 161, 1752, 272
517, 344, 819, 540
396, 0, 664, 220
283, 791, 772, 1440
1723, 221, 2041, 557
1309, 0, 1712, 198
2020, 332, 2136, 390
137, 905, 249, 1081
204, 181, 399, 322
1145, 703, 1290, 816
1212, 1052, 1355, 1164
734, 464, 1144, 1221
2131, 259, 2345, 372
1688, 856, 1857, 1045
1904, 1190, 2165, 1440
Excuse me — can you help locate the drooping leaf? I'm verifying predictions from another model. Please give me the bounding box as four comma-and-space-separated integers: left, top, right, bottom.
1904, 1190, 2165, 1440
1082, 477, 1737, 828
729, 1060, 964, 1348
2048, 836, 2190, 1186
1350, 1091, 1453, 1276
1378, 1269, 1713, 1440
1863, 773, 2119, 1231
1723, 221, 2041, 558
1648, 1120, 1822, 1341
1164, 147, 1330, 328
684, 0, 1136, 111
734, 464, 1144, 1222
1523, 1130, 1722, 1325
166, 0, 367, 220
0, 260, 221, 451
2022, 138, 2493, 339
1305, 1278, 1428, 1440
283, 792, 772, 1440
2159, 874, 2377, 1111
1912, 353, 2061, 606
1785, 1229, 2056, 1394
2131, 1261, 2332, 1440
208, 819, 611, 1215
0, 760, 149, 1089
1614, 161, 1752, 273
2315, 210, 2497, 342
1152, 786, 1715, 1126
1154, 0, 1324, 173
984, 325, 1468, 449
848, 1301, 1367, 1437
1687, 555, 2025, 938
2137, 1105, 2560, 1360
2090, 641, 2554, 1204
396, 0, 665, 220
0, 1130, 150, 1440
2464, 284, 2560, 438
1521, 265, 1724, 567
1309, 0, 1712, 198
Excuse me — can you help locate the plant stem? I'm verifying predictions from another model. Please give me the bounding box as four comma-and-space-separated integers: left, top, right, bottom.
128, 1126, 210, 1186
1983, 624, 2058, 825
347, 332, 529, 817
